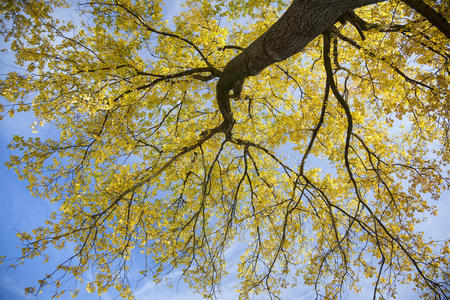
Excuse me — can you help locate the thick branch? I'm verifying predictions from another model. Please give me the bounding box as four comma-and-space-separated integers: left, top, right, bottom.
216, 0, 385, 137
402, 0, 450, 38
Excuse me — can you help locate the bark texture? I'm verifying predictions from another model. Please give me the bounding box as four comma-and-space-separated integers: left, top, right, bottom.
216, 0, 384, 136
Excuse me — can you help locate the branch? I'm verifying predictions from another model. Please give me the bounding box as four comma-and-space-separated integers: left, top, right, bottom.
348, 11, 413, 32
88, 122, 224, 219
111, 0, 221, 75
215, 0, 385, 139
332, 28, 434, 90
402, 0, 450, 38
324, 31, 446, 297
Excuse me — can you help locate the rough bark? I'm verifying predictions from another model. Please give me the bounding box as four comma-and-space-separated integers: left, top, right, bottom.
216, 0, 385, 137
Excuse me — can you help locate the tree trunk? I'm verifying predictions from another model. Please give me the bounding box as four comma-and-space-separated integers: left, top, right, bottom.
216, 0, 386, 133
216, 0, 384, 135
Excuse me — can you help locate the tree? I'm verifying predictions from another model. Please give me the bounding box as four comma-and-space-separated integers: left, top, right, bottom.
0, 0, 448, 298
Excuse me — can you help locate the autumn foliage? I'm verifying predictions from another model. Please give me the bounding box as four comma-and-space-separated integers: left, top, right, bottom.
0, 0, 449, 298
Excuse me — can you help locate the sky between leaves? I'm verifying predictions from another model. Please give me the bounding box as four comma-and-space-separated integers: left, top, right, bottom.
0, 0, 449, 299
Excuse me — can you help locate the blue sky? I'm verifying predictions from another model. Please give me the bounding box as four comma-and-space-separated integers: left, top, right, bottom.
0, 0, 448, 299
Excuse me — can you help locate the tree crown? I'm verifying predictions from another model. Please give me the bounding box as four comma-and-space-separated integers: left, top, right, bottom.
0, 0, 449, 298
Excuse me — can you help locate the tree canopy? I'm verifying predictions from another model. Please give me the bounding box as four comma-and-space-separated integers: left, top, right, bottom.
0, 0, 449, 298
